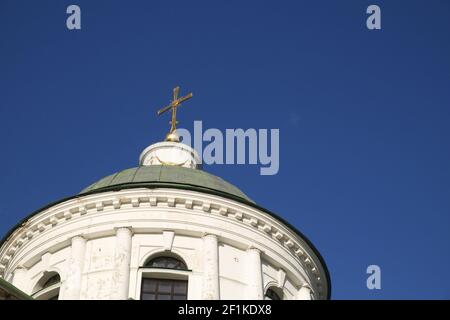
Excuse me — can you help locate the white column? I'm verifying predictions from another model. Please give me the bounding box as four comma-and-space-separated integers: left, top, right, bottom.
246, 248, 264, 299
12, 267, 28, 293
111, 227, 132, 300
297, 285, 313, 300
62, 236, 86, 300
202, 234, 220, 299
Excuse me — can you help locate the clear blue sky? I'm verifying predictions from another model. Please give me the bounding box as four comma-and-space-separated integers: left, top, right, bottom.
1, 0, 449, 299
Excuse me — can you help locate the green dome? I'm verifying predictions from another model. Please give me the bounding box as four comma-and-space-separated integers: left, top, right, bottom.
80, 165, 252, 202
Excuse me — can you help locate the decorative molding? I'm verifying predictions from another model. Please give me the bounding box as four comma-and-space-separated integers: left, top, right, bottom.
162, 231, 175, 251
277, 269, 286, 289
0, 189, 327, 298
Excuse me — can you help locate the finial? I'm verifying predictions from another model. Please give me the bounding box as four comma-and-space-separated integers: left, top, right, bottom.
156, 86, 193, 142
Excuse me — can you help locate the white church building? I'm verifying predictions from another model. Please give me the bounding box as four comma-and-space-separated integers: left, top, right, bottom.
0, 90, 330, 300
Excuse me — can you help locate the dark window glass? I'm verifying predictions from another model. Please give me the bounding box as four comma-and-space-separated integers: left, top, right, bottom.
158, 281, 171, 293
265, 288, 282, 300
43, 274, 60, 289
173, 281, 187, 294
142, 280, 157, 292
142, 293, 155, 300
144, 256, 187, 270
141, 278, 188, 300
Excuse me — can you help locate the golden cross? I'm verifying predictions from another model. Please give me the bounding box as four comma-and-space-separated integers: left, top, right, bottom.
157, 86, 193, 140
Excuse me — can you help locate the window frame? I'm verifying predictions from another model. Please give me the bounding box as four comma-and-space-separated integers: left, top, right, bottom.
143, 256, 188, 271
32, 282, 61, 300
140, 277, 188, 300
136, 268, 191, 300
31, 272, 61, 300
264, 287, 283, 300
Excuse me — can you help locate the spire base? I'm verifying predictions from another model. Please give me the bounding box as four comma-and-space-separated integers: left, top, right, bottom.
139, 141, 201, 169
165, 131, 180, 143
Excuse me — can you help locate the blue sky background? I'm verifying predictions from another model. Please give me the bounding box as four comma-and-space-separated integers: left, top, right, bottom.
1, 0, 449, 299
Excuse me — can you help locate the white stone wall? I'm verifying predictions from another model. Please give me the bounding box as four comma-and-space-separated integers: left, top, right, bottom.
0, 188, 328, 300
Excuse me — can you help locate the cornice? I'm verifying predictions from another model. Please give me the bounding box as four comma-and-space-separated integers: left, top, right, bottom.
0, 188, 329, 299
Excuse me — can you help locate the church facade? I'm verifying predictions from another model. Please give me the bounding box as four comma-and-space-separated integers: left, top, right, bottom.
0, 88, 330, 300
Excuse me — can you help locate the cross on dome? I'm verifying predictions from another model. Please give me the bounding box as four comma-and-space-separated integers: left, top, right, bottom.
156, 86, 193, 142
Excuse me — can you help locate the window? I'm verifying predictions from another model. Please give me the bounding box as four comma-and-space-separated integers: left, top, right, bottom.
265, 287, 282, 300
43, 274, 60, 289
144, 256, 187, 270
32, 272, 61, 300
141, 278, 187, 300
140, 255, 189, 300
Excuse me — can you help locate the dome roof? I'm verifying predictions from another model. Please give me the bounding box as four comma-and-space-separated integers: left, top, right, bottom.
80, 165, 252, 202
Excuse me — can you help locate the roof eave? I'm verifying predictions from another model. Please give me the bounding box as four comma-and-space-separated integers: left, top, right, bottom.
0, 182, 331, 299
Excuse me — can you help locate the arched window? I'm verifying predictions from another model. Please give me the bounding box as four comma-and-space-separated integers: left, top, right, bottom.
140, 255, 189, 300
144, 256, 188, 270
32, 272, 61, 300
265, 287, 283, 300
43, 274, 60, 289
